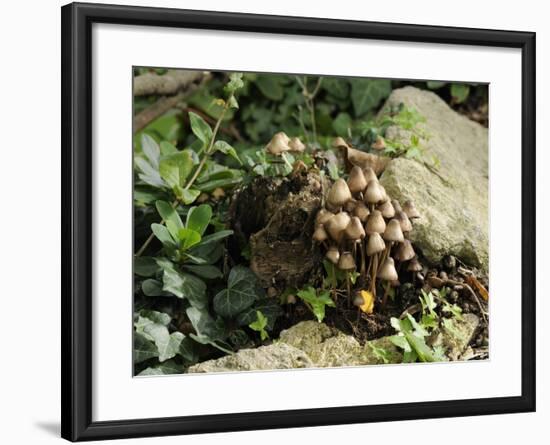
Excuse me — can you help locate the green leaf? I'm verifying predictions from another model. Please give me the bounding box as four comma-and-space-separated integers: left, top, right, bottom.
333, 112, 352, 137
134, 332, 159, 363
159, 141, 178, 156
189, 111, 213, 145
142, 279, 171, 297
236, 298, 283, 330
195, 176, 243, 192
177, 227, 202, 251
322, 77, 349, 99
450, 83, 470, 104
182, 264, 223, 279
179, 188, 201, 204
194, 230, 232, 247
186, 204, 212, 236
159, 150, 194, 189
297, 287, 335, 322
351, 79, 392, 117
249, 311, 269, 340
143, 324, 185, 362
135, 157, 164, 188
134, 257, 158, 277
162, 267, 207, 309
155, 200, 183, 236
213, 140, 242, 164
186, 306, 225, 340
151, 223, 177, 247
255, 75, 284, 100
213, 266, 263, 318
138, 359, 184, 376
224, 72, 244, 95
141, 134, 160, 169
426, 80, 446, 90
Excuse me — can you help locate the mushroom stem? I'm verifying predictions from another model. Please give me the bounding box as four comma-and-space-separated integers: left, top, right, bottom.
381, 281, 391, 307
346, 272, 351, 308
379, 241, 394, 273
359, 242, 366, 276
370, 254, 378, 296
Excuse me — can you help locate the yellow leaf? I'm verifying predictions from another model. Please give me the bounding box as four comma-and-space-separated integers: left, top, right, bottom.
359, 290, 375, 314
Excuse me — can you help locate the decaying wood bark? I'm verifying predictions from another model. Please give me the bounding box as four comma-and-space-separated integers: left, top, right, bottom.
230, 171, 329, 289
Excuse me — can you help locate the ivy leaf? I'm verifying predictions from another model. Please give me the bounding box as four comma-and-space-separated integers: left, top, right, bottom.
351, 79, 392, 117
143, 324, 184, 362
213, 140, 242, 164
297, 287, 335, 322
189, 112, 213, 146
162, 266, 207, 309
138, 359, 184, 376
332, 112, 352, 137
186, 204, 212, 236
141, 134, 160, 169
142, 279, 172, 297
249, 311, 269, 340
255, 75, 284, 101
213, 266, 263, 318
134, 332, 159, 363
236, 298, 283, 330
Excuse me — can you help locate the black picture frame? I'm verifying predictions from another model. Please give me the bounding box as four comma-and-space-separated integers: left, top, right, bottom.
61, 2, 536, 441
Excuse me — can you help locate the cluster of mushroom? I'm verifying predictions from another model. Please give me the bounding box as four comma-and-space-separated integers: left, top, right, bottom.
265, 132, 306, 155
313, 165, 422, 311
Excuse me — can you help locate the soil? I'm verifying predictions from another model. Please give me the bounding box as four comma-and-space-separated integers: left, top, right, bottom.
271, 255, 489, 354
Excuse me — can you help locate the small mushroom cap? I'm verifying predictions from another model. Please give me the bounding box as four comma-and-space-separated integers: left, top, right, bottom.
353, 202, 370, 222
363, 167, 378, 184
265, 132, 291, 155
365, 210, 386, 235
395, 239, 415, 262
353, 294, 364, 307
371, 135, 386, 151
407, 257, 423, 272
286, 294, 297, 305
377, 200, 395, 219
395, 210, 413, 233
288, 137, 306, 153
325, 211, 351, 242
327, 178, 352, 208
347, 166, 368, 194
364, 180, 385, 204
315, 209, 334, 226
366, 232, 386, 256
338, 251, 356, 271
383, 219, 405, 243
403, 200, 420, 219
345, 216, 366, 240
344, 199, 358, 213
377, 257, 398, 281
379, 184, 388, 203
326, 246, 340, 264
313, 224, 328, 243
332, 136, 349, 149
391, 199, 403, 213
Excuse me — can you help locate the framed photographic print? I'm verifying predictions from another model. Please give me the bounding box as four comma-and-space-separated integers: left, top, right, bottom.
61, 2, 536, 441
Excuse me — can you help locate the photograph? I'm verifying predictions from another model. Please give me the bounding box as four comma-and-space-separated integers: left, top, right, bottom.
132, 68, 490, 375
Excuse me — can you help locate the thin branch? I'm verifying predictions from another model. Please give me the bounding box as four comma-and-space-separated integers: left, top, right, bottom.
134, 70, 205, 96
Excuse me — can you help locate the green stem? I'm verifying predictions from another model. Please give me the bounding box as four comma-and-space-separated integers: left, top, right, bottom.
135, 103, 229, 257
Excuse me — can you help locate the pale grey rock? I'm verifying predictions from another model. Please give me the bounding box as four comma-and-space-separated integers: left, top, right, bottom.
187, 342, 313, 373
379, 87, 489, 270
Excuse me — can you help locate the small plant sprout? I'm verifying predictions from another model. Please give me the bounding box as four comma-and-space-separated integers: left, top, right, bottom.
249, 311, 269, 341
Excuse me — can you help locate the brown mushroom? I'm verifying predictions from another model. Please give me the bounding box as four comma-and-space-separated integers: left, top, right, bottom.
353, 202, 370, 222
315, 209, 334, 226
313, 224, 329, 243
332, 136, 349, 149
403, 200, 420, 219
377, 257, 398, 281
288, 137, 305, 153
383, 219, 405, 243
345, 216, 366, 241
265, 132, 290, 155
365, 210, 386, 235
327, 179, 352, 209
364, 180, 385, 205
371, 135, 386, 151
377, 200, 395, 219
347, 166, 368, 195
395, 210, 413, 233
326, 211, 351, 243
394, 239, 415, 262
326, 246, 340, 264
